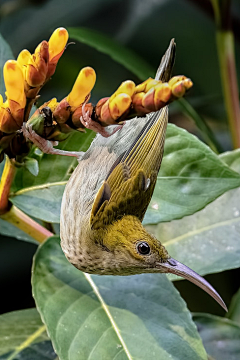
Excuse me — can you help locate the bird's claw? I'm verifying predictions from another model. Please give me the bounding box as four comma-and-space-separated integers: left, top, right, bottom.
80, 103, 124, 138
22, 123, 58, 154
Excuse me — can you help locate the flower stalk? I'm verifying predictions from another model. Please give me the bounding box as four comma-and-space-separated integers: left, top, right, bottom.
211, 0, 240, 148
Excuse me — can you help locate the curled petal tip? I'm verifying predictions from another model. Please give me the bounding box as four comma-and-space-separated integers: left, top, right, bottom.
157, 258, 227, 312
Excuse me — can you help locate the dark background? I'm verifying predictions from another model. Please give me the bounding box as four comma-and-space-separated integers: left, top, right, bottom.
1, 0, 240, 316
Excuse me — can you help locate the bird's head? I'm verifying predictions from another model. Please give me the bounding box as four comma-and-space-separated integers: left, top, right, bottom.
100, 215, 227, 311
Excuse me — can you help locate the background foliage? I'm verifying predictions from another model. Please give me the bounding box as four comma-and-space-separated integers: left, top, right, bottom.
1, 0, 240, 359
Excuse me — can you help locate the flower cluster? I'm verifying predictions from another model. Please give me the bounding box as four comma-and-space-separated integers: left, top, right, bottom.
0, 28, 68, 160
0, 26, 193, 163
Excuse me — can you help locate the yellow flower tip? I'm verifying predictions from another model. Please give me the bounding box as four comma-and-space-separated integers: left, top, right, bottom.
0, 95, 3, 107
67, 67, 96, 107
48, 27, 69, 61
3, 60, 26, 109
172, 82, 186, 98
145, 79, 160, 92
109, 93, 131, 120
154, 83, 172, 103
17, 49, 31, 67
111, 81, 136, 101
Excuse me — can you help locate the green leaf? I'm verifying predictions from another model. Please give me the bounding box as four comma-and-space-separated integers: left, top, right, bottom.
145, 149, 240, 278
227, 287, 240, 325
68, 27, 155, 80
193, 313, 240, 360
0, 308, 56, 360
0, 218, 37, 243
0, 33, 14, 95
32, 236, 207, 360
143, 124, 240, 224
219, 149, 240, 174
10, 183, 65, 223
12, 129, 95, 192
24, 158, 39, 176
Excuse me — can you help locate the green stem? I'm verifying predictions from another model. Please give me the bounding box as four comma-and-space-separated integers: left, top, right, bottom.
211, 0, 240, 149
215, 30, 240, 148
0, 205, 53, 243
0, 156, 53, 243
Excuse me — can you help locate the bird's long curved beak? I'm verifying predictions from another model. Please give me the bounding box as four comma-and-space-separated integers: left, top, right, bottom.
156, 258, 227, 311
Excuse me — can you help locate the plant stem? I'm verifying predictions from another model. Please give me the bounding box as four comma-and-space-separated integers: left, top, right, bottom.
0, 156, 16, 214
0, 205, 53, 243
215, 30, 240, 148
211, 0, 240, 148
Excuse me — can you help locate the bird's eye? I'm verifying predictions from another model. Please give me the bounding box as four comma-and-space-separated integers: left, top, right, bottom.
137, 242, 151, 255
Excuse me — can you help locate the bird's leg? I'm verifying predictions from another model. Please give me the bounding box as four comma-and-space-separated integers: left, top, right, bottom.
22, 123, 84, 160
80, 103, 124, 138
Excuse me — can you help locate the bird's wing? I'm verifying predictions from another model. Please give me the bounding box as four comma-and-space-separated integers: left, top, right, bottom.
90, 38, 176, 229
90, 107, 168, 229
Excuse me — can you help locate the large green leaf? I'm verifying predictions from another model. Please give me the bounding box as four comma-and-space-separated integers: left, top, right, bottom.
143, 124, 240, 224
227, 287, 240, 325
193, 313, 240, 360
32, 236, 207, 360
10, 124, 240, 224
0, 308, 56, 360
0, 33, 14, 95
145, 149, 240, 278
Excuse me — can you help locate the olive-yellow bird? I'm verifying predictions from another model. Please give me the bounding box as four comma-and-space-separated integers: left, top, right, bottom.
60, 39, 227, 311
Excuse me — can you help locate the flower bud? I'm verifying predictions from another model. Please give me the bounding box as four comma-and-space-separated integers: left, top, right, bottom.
3, 60, 26, 127
109, 80, 135, 102
47, 27, 69, 78
67, 67, 96, 108
109, 94, 132, 120
25, 41, 49, 87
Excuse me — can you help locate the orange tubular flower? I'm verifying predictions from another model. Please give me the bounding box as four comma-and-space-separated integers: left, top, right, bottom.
0, 60, 26, 133
25, 41, 49, 87
95, 80, 135, 125
47, 27, 69, 78
53, 66, 96, 124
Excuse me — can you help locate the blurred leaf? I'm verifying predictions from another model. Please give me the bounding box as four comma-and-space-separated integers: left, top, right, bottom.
32, 236, 207, 360
10, 125, 240, 224
227, 287, 240, 325
144, 124, 240, 224
0, 308, 56, 360
68, 27, 155, 80
24, 158, 39, 176
219, 149, 240, 173
0, 33, 14, 95
145, 148, 240, 278
177, 98, 222, 153
193, 313, 240, 360
0, 218, 37, 243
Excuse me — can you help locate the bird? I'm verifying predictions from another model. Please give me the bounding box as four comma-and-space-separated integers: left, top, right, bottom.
60, 39, 227, 312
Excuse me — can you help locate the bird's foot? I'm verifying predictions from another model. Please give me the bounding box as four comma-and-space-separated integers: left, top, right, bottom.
22, 123, 84, 159
80, 103, 124, 138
